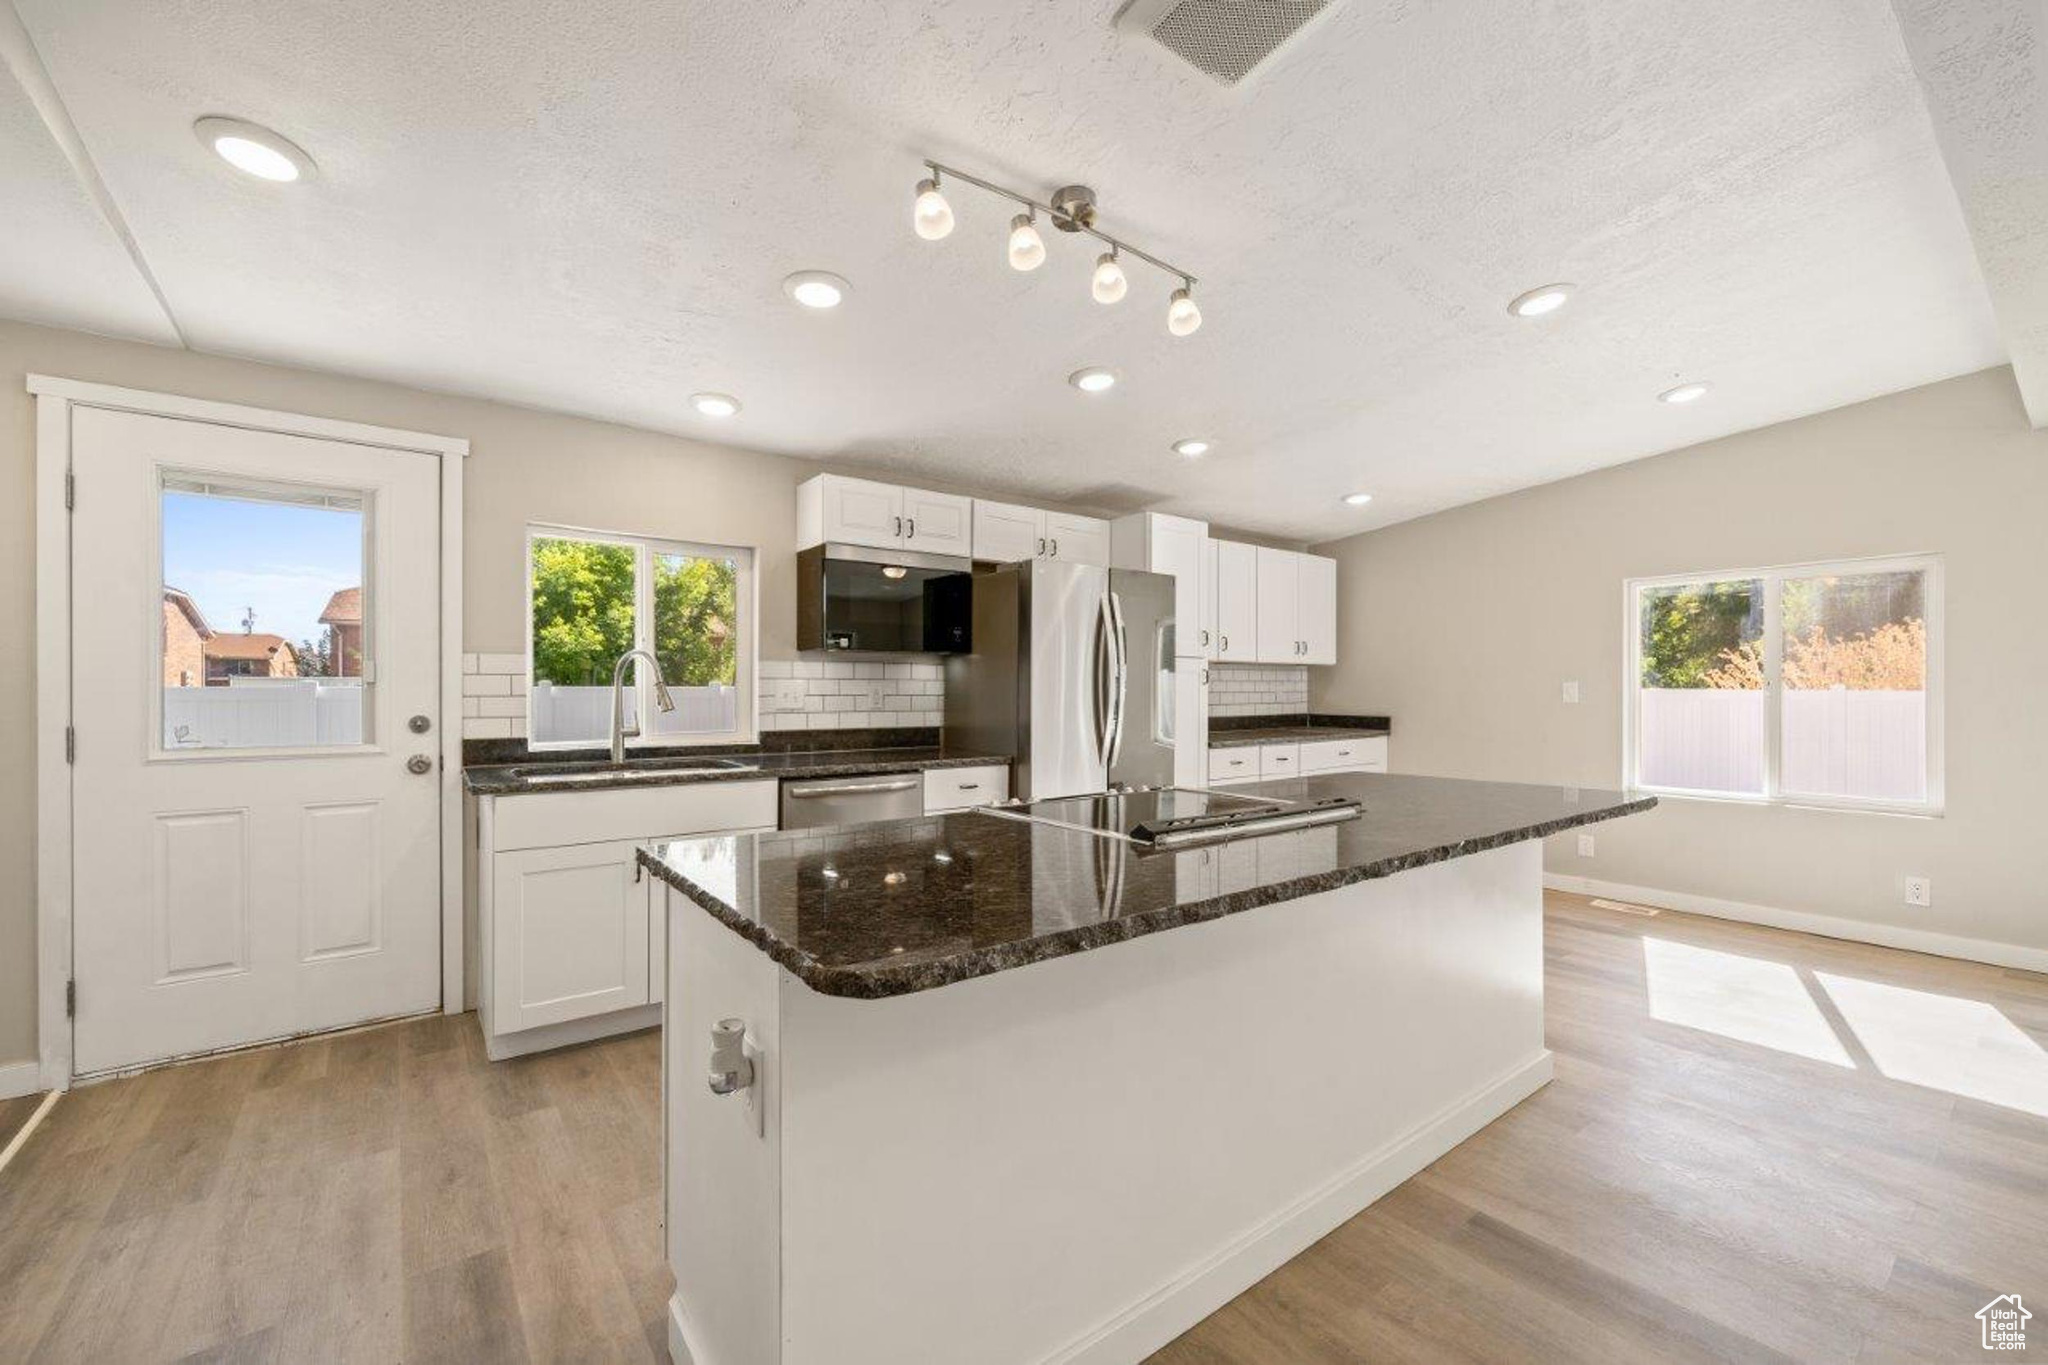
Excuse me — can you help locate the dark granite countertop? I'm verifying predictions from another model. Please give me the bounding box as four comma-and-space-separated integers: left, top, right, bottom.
464, 747, 1008, 796
641, 773, 1655, 1000
1207, 725, 1389, 749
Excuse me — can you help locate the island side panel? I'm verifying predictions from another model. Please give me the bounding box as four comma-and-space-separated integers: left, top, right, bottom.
665, 884, 784, 1365
774, 840, 1548, 1365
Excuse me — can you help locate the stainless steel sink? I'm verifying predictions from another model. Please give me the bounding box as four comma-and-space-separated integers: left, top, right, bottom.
507, 757, 759, 787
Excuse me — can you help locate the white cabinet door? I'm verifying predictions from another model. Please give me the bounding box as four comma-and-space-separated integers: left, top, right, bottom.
1214, 540, 1258, 662
1299, 553, 1337, 665
819, 476, 904, 548
1148, 515, 1208, 658
1171, 662, 1208, 788
1255, 547, 1300, 663
973, 500, 1043, 563
902, 488, 973, 554
491, 838, 650, 1034
1045, 512, 1111, 567
1199, 540, 1219, 659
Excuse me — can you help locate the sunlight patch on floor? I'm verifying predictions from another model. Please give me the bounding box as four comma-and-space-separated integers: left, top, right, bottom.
1642, 937, 1854, 1067
1817, 973, 2048, 1118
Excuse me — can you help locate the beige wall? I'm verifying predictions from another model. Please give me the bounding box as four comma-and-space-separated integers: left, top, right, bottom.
1311, 366, 2048, 956
0, 317, 844, 1069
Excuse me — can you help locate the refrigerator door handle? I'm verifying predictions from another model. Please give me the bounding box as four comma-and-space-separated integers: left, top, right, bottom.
1107, 590, 1130, 767
1095, 589, 1116, 770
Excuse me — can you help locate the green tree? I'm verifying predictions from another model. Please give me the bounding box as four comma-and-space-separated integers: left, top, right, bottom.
654, 554, 737, 686
1640, 581, 1761, 688
531, 538, 636, 685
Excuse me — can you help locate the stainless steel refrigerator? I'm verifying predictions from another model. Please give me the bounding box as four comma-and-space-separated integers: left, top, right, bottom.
943, 559, 1180, 800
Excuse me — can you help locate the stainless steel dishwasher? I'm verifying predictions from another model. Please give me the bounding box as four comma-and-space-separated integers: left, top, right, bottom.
779, 772, 924, 829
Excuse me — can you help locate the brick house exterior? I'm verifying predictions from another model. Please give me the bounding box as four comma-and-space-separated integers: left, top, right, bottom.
320, 587, 363, 677
162, 588, 212, 687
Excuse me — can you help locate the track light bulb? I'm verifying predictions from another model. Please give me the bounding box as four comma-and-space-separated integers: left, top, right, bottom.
913, 177, 954, 241
1091, 251, 1128, 304
1008, 213, 1046, 271
1167, 285, 1202, 337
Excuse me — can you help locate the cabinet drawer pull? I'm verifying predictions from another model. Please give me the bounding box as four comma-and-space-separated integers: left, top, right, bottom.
958, 782, 981, 791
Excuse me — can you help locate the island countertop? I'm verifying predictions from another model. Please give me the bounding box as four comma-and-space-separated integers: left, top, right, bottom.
640, 772, 1654, 999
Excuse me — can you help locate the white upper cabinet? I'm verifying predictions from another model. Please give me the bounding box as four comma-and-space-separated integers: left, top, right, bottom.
1299, 552, 1337, 664
972, 500, 1110, 565
1248, 546, 1338, 663
972, 499, 1043, 563
1111, 513, 1209, 658
1044, 511, 1111, 566
1212, 539, 1257, 662
901, 487, 973, 554
1255, 547, 1300, 663
798, 474, 970, 554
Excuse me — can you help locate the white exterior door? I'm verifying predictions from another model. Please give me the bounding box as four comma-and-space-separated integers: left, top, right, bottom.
68, 406, 444, 1075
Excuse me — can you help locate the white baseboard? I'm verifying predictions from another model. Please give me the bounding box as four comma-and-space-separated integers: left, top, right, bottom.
668, 1296, 707, 1365
1544, 873, 2048, 974
1046, 1050, 1556, 1365
0, 1061, 42, 1101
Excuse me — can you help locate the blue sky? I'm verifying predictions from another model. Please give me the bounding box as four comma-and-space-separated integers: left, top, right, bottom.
163, 492, 363, 646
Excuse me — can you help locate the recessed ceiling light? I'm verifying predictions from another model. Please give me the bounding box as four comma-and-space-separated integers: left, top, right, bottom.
1342, 492, 1374, 507
1172, 439, 1211, 458
691, 392, 741, 418
1658, 381, 1712, 405
1508, 283, 1574, 317
783, 270, 849, 309
1069, 367, 1118, 394
194, 116, 313, 182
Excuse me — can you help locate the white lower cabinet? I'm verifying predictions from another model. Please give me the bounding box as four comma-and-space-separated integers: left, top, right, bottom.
477, 778, 776, 1059
1207, 736, 1388, 787
491, 839, 650, 1034
924, 763, 1011, 813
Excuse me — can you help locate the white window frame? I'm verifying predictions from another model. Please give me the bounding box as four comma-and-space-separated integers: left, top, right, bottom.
1622, 552, 1943, 817
525, 524, 757, 751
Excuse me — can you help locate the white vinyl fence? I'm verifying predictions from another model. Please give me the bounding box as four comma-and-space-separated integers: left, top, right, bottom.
530, 683, 738, 746
1638, 688, 1925, 801
163, 677, 363, 749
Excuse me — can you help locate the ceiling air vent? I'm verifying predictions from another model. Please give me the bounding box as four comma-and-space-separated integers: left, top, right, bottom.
1116, 0, 1341, 88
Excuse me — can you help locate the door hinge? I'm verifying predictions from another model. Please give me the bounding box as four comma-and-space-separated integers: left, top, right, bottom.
65, 725, 75, 764
64, 470, 75, 511
65, 979, 76, 1019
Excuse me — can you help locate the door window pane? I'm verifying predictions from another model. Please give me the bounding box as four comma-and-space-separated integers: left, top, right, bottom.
529, 536, 637, 746
1635, 578, 1765, 794
1779, 571, 1927, 802
646, 551, 740, 738
160, 472, 368, 750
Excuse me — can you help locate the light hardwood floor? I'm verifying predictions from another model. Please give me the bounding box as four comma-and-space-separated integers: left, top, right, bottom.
2, 892, 2043, 1362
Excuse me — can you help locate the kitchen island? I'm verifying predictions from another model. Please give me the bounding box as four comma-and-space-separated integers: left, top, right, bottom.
645, 773, 1654, 1365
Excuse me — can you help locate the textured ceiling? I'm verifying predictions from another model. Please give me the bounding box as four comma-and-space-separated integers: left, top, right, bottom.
3, 0, 2013, 540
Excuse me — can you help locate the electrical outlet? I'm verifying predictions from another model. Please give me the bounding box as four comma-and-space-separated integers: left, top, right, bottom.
1903, 876, 1931, 908
1561, 680, 1580, 704
770, 679, 806, 709
1576, 833, 1596, 858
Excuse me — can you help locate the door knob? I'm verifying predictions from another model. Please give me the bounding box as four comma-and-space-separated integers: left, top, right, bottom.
406, 754, 434, 775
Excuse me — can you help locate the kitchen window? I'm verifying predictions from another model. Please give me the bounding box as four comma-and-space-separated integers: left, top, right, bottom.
526, 526, 756, 749
1624, 555, 1942, 814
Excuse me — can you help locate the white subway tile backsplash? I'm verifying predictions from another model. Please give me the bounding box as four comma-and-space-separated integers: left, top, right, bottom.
478, 652, 525, 675
463, 674, 511, 697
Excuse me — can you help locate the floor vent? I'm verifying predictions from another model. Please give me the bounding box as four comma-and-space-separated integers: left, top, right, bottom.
1116, 0, 1340, 88
1591, 898, 1663, 917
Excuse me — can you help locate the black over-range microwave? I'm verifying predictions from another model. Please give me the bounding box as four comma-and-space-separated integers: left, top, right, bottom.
795, 543, 972, 653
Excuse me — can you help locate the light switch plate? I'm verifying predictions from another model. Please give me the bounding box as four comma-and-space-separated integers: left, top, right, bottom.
1576, 833, 1596, 857
1562, 680, 1580, 704
771, 680, 806, 709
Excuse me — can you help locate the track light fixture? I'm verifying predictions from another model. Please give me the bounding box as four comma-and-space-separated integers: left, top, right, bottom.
912, 159, 1205, 337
